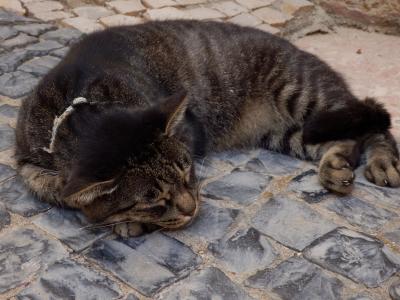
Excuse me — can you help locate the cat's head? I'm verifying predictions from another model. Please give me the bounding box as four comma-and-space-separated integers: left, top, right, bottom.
60, 91, 199, 230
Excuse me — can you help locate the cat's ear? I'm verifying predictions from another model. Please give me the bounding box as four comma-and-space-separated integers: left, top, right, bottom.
160, 91, 189, 137
61, 171, 118, 207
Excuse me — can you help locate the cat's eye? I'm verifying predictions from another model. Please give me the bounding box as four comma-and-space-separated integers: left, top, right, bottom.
144, 189, 160, 202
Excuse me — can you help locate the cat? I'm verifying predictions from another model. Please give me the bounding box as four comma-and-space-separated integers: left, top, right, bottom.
15, 20, 400, 237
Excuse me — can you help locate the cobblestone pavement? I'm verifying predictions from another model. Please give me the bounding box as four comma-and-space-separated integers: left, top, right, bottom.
1, 1, 400, 299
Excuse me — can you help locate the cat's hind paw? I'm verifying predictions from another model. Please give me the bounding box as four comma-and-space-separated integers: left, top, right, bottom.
364, 157, 400, 188
319, 154, 355, 194
114, 222, 144, 238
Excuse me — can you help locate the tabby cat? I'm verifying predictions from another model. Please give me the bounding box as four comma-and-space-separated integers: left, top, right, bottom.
15, 20, 400, 237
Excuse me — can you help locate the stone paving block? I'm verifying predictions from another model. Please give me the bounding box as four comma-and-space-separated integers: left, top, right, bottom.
246, 256, 343, 300
236, 0, 274, 10
126, 294, 139, 300
325, 195, 397, 231
0, 49, 33, 73
0, 0, 25, 15
0, 176, 52, 217
228, 13, 262, 27
72, 5, 114, 20
256, 23, 281, 34
0, 8, 38, 24
390, 280, 400, 300
0, 71, 39, 98
2, 33, 37, 50
26, 40, 64, 56
348, 295, 373, 300
40, 28, 82, 46
14, 23, 55, 36
99, 14, 143, 27
0, 163, 16, 182
384, 228, 400, 245
17, 258, 122, 299
183, 199, 239, 241
87, 238, 176, 296
208, 227, 278, 273
0, 123, 14, 151
25, 0, 64, 14
51, 47, 70, 58
0, 203, 10, 229
185, 7, 226, 20
159, 267, 254, 300
121, 232, 201, 274
253, 7, 293, 27
18, 55, 60, 76
145, 7, 187, 20
34, 10, 73, 22
277, 0, 314, 16
304, 227, 400, 287
106, 0, 146, 15
0, 26, 18, 40
287, 169, 329, 203
62, 17, 105, 34
202, 169, 271, 205
213, 149, 254, 166
251, 195, 337, 250
0, 228, 67, 293
142, 0, 177, 9
210, 1, 247, 17
248, 149, 303, 176
33, 207, 111, 252
174, 0, 208, 4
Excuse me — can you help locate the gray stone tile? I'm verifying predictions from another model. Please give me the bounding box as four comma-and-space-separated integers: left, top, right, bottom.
25, 40, 64, 56
250, 149, 303, 176
213, 149, 254, 166
40, 28, 82, 46
384, 228, 400, 245
17, 259, 121, 300
0, 228, 67, 293
348, 294, 374, 300
0, 26, 18, 40
122, 232, 201, 275
208, 227, 278, 273
0, 103, 19, 118
0, 71, 39, 98
246, 256, 343, 300
33, 207, 111, 252
159, 267, 254, 300
202, 169, 271, 205
0, 9, 38, 25
14, 23, 55, 36
304, 227, 400, 287
183, 199, 239, 241
390, 280, 400, 300
86, 238, 176, 296
288, 169, 329, 203
251, 195, 337, 250
325, 196, 397, 231
51, 46, 69, 58
2, 33, 37, 50
0, 163, 16, 182
0, 176, 51, 217
0, 123, 14, 151
0, 203, 10, 229
18, 55, 60, 76
126, 294, 139, 300
0, 49, 33, 73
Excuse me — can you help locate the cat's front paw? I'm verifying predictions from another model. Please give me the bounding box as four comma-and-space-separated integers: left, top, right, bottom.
364, 157, 400, 187
114, 222, 143, 238
319, 154, 355, 194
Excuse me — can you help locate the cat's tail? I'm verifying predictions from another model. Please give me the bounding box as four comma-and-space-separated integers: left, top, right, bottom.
303, 97, 391, 144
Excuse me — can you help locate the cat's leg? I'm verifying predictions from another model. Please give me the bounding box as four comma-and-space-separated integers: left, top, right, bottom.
307, 140, 361, 194
362, 132, 400, 187
19, 163, 63, 205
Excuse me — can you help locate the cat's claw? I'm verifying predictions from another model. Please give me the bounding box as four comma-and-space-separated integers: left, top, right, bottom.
365, 157, 400, 188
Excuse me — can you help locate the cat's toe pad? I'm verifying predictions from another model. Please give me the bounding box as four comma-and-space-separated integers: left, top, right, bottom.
114, 222, 143, 238
365, 157, 400, 188
319, 155, 355, 194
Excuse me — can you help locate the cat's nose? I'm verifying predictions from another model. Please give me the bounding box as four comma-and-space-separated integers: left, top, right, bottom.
175, 191, 197, 216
